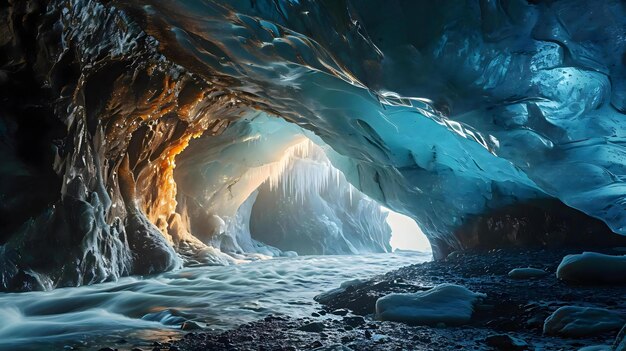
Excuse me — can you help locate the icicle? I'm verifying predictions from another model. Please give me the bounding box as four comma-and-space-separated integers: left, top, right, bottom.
242, 137, 360, 205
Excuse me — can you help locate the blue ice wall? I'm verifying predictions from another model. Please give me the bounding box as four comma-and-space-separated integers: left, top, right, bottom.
120, 0, 626, 251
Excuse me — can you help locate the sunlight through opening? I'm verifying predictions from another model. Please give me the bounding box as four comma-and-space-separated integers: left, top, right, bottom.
383, 208, 432, 253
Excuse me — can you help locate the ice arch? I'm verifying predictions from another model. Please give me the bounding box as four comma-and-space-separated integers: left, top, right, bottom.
173, 112, 392, 258
384, 210, 431, 253
2, 0, 626, 291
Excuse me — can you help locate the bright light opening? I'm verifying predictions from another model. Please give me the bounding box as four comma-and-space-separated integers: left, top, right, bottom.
383, 208, 432, 252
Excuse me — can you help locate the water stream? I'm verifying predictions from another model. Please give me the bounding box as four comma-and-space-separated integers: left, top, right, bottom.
0, 251, 431, 350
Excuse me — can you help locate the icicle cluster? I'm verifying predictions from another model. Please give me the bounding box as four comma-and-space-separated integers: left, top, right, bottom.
244, 138, 355, 204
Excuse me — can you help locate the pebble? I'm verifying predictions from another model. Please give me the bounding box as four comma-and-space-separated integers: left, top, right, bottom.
298, 322, 325, 333
485, 334, 529, 350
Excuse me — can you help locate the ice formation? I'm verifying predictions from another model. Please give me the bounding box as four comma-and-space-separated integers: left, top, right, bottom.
375, 284, 485, 325
250, 137, 392, 255
543, 306, 626, 337
556, 252, 626, 284
174, 114, 392, 257
2, 0, 626, 290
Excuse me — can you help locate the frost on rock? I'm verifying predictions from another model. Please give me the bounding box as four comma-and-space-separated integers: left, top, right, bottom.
557, 252, 626, 284
543, 306, 626, 337
375, 284, 485, 326
508, 268, 548, 279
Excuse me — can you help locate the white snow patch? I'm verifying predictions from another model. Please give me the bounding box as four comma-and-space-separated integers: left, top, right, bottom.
556, 252, 626, 284
375, 283, 485, 325
508, 267, 548, 279
543, 306, 626, 337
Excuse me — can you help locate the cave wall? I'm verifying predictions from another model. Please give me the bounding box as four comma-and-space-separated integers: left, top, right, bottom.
109, 0, 626, 258
0, 0, 262, 290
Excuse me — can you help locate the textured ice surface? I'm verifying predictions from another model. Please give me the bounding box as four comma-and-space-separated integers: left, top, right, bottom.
543, 306, 626, 337
175, 113, 391, 256
111, 0, 626, 254
557, 252, 626, 284
3, 0, 626, 289
250, 138, 392, 255
375, 284, 485, 325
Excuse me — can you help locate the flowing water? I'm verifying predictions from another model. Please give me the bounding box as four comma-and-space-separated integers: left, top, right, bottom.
0, 251, 431, 350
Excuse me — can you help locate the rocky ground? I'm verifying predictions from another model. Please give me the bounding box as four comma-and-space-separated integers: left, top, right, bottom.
102, 248, 626, 351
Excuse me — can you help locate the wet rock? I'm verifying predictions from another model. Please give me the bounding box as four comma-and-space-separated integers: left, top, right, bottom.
312, 345, 351, 350
485, 334, 529, 350
299, 322, 325, 333
310, 341, 323, 348
508, 268, 548, 279
330, 309, 349, 316
181, 321, 202, 330
217, 335, 230, 344
343, 316, 365, 327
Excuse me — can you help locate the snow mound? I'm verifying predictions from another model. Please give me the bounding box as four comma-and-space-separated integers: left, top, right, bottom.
543, 306, 626, 337
508, 268, 548, 279
557, 252, 626, 284
375, 284, 485, 325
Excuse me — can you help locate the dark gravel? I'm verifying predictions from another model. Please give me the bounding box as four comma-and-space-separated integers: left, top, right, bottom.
136, 248, 626, 351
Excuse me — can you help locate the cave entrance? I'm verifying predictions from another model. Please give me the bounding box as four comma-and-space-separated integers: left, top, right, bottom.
174, 112, 431, 259
246, 140, 432, 256
383, 208, 432, 253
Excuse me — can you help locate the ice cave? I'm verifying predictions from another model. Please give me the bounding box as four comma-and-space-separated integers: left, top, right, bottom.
1, 0, 626, 350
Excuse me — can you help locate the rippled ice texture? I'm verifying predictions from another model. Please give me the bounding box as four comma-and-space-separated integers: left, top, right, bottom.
0, 251, 430, 350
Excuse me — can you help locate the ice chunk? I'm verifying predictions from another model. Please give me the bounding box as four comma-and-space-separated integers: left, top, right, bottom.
557, 252, 626, 284
508, 268, 548, 279
375, 284, 485, 325
543, 306, 626, 337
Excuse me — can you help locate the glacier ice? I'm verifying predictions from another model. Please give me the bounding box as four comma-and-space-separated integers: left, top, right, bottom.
543, 306, 626, 337
3, 0, 626, 290
174, 113, 392, 256
108, 0, 626, 257
556, 252, 626, 285
375, 284, 485, 326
